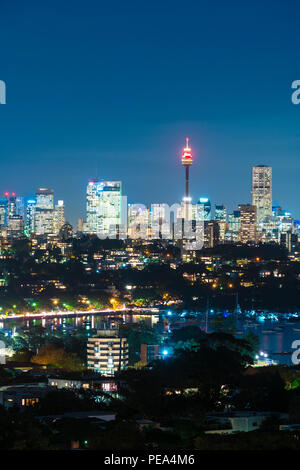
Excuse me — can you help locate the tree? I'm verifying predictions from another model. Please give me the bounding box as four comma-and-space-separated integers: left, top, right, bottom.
31, 344, 84, 371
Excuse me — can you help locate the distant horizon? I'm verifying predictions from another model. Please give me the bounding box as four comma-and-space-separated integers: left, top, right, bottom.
1, 158, 296, 229
1, 1, 300, 226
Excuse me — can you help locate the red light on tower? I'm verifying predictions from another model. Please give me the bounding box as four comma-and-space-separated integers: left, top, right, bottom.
4, 192, 9, 198
181, 137, 193, 166
181, 138, 193, 203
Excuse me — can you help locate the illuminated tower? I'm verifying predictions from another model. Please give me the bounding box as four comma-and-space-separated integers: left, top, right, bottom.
181, 138, 193, 222
181, 137, 193, 199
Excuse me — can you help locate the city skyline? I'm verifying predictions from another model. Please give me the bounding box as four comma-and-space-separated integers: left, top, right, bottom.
1, 1, 300, 227
0, 157, 297, 230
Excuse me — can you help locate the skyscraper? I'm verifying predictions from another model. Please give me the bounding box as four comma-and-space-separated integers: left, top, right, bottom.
228, 210, 241, 233
198, 198, 211, 221
150, 204, 171, 239
0, 198, 8, 227
98, 181, 122, 236
86, 179, 100, 234
7, 193, 16, 217
16, 196, 25, 219
239, 204, 257, 243
128, 204, 149, 239
34, 188, 54, 235
25, 199, 36, 234
215, 204, 227, 222
86, 180, 122, 236
7, 215, 24, 238
54, 200, 65, 235
252, 165, 272, 228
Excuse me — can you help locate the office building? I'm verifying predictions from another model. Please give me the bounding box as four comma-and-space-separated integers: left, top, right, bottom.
228, 210, 241, 233
0, 198, 8, 227
54, 200, 65, 235
128, 204, 149, 239
215, 204, 227, 222
150, 204, 171, 239
204, 220, 220, 248
25, 199, 36, 234
252, 165, 272, 228
34, 189, 54, 235
7, 215, 24, 238
86, 180, 122, 236
239, 204, 257, 243
198, 198, 211, 221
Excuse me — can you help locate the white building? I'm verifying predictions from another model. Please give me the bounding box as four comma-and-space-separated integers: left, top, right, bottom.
87, 328, 128, 376
252, 165, 272, 229
54, 200, 65, 235
128, 204, 149, 239
86, 180, 122, 237
25, 199, 36, 234
34, 189, 54, 235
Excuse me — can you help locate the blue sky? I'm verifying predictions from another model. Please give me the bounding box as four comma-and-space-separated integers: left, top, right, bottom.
0, 0, 300, 225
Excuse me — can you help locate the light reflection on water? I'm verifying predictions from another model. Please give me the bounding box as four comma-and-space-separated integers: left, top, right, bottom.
1, 312, 158, 332
1, 311, 300, 365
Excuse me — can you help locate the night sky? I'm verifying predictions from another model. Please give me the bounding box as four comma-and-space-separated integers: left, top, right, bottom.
1, 0, 300, 226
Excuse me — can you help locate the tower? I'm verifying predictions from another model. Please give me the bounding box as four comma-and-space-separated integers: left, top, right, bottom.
181, 137, 193, 199
181, 138, 193, 222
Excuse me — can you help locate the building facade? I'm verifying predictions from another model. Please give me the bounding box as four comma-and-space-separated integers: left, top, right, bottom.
239, 204, 257, 243
252, 165, 272, 229
87, 329, 129, 376
34, 189, 54, 235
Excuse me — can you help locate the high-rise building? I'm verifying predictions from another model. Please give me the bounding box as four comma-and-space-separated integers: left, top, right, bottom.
86, 179, 100, 234
128, 204, 149, 239
54, 200, 65, 235
77, 217, 84, 233
215, 204, 227, 222
7, 193, 16, 218
25, 199, 36, 234
204, 220, 220, 248
87, 328, 128, 376
150, 204, 171, 239
198, 198, 211, 221
98, 181, 122, 236
217, 220, 227, 242
252, 165, 272, 228
228, 210, 241, 233
86, 180, 122, 236
239, 204, 257, 243
34, 189, 54, 235
7, 215, 24, 238
0, 198, 8, 227
16, 197, 25, 219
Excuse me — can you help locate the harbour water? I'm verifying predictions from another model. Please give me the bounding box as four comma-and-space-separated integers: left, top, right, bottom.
1, 309, 300, 365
